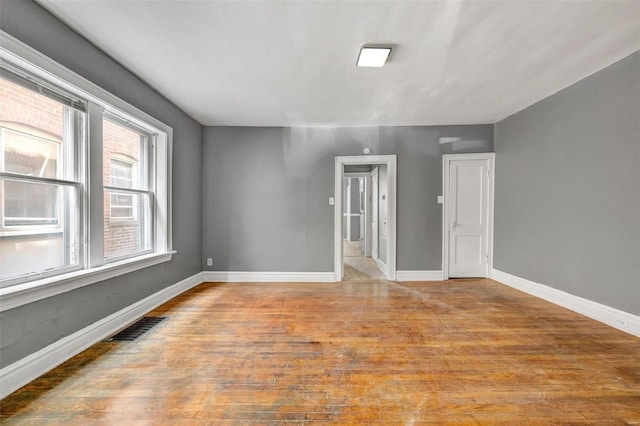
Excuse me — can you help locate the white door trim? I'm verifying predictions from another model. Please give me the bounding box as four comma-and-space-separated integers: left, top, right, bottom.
335, 155, 397, 282
442, 153, 495, 280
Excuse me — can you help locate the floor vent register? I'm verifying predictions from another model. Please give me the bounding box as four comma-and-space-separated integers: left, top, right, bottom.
106, 316, 166, 342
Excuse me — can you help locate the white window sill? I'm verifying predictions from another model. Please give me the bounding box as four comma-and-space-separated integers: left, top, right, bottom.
0, 229, 64, 238
0, 250, 176, 312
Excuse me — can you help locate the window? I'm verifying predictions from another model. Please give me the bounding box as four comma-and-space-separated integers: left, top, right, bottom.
0, 36, 172, 300
0, 70, 83, 282
109, 159, 134, 219
103, 117, 152, 260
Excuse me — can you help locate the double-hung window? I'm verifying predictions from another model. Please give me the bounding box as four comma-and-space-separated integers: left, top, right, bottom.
0, 66, 84, 284
102, 115, 153, 260
0, 34, 173, 304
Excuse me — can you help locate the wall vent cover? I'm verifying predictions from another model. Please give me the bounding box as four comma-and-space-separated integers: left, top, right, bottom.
106, 316, 166, 342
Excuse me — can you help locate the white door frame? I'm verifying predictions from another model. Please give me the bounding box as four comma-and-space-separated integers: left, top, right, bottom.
335, 155, 397, 282
442, 153, 495, 280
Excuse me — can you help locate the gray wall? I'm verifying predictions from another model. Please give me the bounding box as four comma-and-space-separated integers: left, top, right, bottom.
0, 1, 203, 367
203, 125, 493, 272
494, 51, 640, 315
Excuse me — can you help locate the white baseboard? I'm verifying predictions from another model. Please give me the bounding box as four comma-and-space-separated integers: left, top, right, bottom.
0, 272, 204, 400
491, 269, 640, 338
204, 271, 335, 283
395, 270, 444, 281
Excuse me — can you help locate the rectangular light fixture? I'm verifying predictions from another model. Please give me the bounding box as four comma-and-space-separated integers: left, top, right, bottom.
357, 46, 391, 67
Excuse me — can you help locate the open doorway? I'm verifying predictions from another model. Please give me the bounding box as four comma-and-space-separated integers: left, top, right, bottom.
335, 155, 397, 282
342, 170, 386, 281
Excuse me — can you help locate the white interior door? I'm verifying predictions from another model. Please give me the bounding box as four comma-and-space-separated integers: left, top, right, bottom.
448, 159, 489, 277
371, 168, 379, 261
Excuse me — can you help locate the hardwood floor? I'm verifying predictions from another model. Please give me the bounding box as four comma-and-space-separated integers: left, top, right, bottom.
2, 279, 640, 424
343, 240, 364, 258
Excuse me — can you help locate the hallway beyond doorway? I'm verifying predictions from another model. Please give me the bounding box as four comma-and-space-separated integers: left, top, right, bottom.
343, 241, 386, 281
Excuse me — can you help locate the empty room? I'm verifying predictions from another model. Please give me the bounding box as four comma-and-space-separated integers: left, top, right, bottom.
0, 0, 639, 423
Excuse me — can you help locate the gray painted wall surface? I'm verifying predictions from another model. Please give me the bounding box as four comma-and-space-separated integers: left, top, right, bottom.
349, 217, 360, 242
0, 1, 203, 367
349, 178, 360, 215
494, 51, 640, 315
203, 125, 492, 272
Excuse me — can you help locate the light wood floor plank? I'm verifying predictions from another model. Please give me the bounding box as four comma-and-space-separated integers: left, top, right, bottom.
1, 279, 639, 424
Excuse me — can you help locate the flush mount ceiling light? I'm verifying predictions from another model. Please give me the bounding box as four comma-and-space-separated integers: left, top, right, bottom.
356, 46, 391, 67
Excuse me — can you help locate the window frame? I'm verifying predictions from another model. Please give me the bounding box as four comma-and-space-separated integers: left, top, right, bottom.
0, 31, 174, 311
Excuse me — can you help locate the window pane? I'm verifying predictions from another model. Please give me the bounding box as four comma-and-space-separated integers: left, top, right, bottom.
0, 75, 70, 179
0, 182, 79, 280
3, 180, 59, 226
110, 192, 133, 219
103, 118, 147, 190
110, 159, 133, 188
104, 190, 152, 259
3, 129, 59, 178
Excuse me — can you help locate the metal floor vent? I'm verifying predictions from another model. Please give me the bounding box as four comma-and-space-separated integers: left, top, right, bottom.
107, 316, 166, 342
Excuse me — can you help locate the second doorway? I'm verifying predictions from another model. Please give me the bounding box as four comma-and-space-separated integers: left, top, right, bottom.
342, 165, 388, 281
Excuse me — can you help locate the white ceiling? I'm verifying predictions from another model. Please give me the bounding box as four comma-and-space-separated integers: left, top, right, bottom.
39, 0, 640, 127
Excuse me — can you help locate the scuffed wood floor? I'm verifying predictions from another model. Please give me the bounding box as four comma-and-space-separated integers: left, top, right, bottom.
2, 280, 639, 424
